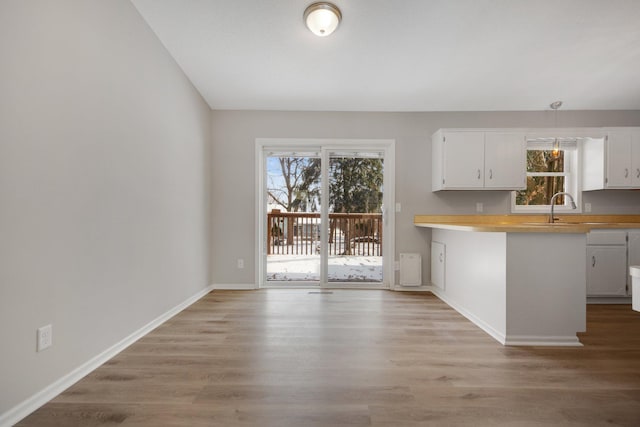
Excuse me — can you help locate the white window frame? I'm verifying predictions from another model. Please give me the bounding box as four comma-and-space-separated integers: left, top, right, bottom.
511, 139, 581, 213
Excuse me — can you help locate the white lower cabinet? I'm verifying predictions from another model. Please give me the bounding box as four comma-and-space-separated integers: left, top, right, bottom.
586, 246, 628, 296
431, 241, 446, 290
586, 230, 634, 298
629, 231, 640, 295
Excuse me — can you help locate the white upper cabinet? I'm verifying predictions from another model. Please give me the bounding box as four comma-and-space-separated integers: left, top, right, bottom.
633, 133, 640, 187
582, 128, 640, 190
432, 130, 525, 191
484, 132, 526, 189
436, 131, 485, 190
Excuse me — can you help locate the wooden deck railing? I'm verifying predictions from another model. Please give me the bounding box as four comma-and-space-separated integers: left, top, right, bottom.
267, 211, 382, 256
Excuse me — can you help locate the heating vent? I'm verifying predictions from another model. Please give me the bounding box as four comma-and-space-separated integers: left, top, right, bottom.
399, 253, 422, 286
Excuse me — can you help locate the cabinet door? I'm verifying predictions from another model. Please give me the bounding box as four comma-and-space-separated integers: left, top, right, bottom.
606, 132, 633, 188
632, 132, 640, 187
484, 132, 526, 189
431, 241, 445, 290
581, 137, 607, 191
441, 132, 485, 189
586, 246, 628, 296
628, 231, 640, 295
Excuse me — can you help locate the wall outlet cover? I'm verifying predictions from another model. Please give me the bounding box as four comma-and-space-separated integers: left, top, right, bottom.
37, 324, 52, 352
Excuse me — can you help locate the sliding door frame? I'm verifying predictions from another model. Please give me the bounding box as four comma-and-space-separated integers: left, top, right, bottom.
256, 138, 395, 289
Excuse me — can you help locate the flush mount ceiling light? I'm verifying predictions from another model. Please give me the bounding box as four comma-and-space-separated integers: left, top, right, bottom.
304, 2, 342, 37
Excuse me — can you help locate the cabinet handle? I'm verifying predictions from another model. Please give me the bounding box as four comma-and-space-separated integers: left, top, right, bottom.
624, 168, 629, 178
489, 169, 493, 179
477, 169, 481, 180
637, 168, 640, 179
592, 255, 596, 268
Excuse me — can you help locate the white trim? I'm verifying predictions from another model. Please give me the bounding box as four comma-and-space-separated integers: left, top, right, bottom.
394, 285, 432, 292
212, 283, 258, 290
0, 285, 215, 427
433, 127, 607, 138
321, 147, 329, 283
430, 287, 507, 345
255, 142, 265, 289
511, 143, 582, 214
503, 335, 583, 347
430, 287, 583, 347
587, 296, 632, 304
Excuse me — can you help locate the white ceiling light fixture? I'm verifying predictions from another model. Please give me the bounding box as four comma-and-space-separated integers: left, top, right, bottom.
304, 2, 342, 37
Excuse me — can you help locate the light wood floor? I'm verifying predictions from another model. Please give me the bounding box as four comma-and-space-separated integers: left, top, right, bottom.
17, 290, 640, 426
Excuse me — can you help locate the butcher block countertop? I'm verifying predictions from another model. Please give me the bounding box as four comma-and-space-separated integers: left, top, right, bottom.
413, 215, 640, 233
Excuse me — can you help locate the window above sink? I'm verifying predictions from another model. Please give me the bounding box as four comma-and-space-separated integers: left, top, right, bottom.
511, 137, 584, 214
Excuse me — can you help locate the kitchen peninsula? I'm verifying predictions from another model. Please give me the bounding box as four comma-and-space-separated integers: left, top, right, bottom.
415, 215, 640, 346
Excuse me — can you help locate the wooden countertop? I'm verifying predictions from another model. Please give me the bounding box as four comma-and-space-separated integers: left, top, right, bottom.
414, 215, 640, 233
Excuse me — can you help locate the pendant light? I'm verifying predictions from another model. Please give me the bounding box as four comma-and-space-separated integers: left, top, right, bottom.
304, 2, 342, 37
550, 101, 563, 158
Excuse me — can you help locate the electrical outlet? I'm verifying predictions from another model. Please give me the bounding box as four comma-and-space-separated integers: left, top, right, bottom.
37, 324, 52, 352
584, 202, 592, 213
476, 202, 484, 213
237, 258, 244, 269
394, 261, 400, 271
395, 202, 402, 213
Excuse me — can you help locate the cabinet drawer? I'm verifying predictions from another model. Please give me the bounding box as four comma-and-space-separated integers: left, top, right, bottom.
587, 230, 627, 245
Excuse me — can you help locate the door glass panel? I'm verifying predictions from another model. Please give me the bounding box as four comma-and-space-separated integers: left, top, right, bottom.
266, 154, 321, 282
327, 152, 384, 283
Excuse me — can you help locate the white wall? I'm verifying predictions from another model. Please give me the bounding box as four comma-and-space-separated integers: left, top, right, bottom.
0, 0, 211, 417
210, 110, 640, 287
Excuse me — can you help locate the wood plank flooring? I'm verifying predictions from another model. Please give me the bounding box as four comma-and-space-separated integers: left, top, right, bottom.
17, 290, 640, 426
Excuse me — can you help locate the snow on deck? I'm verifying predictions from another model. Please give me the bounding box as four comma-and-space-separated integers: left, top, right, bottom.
267, 255, 382, 282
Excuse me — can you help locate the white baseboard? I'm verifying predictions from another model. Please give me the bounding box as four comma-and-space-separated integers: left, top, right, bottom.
212, 283, 258, 290
0, 284, 214, 427
393, 284, 431, 292
430, 288, 583, 347
503, 335, 583, 347
587, 296, 632, 304
430, 287, 507, 345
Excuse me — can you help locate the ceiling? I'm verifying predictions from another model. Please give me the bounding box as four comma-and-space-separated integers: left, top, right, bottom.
131, 0, 640, 112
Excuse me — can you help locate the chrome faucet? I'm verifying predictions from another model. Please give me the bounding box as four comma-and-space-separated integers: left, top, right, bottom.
549, 192, 577, 223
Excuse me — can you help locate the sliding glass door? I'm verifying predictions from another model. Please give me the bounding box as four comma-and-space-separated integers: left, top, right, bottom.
265, 152, 321, 282
325, 150, 384, 284
258, 140, 394, 288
